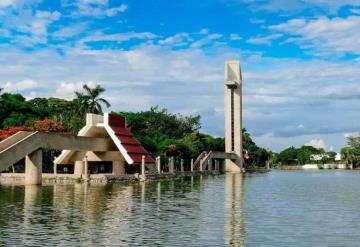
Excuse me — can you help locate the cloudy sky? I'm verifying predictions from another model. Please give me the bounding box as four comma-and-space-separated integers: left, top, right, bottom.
0, 0, 359, 152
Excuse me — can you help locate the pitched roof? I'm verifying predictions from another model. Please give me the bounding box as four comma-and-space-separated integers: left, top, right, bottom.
104, 114, 155, 164
55, 113, 155, 165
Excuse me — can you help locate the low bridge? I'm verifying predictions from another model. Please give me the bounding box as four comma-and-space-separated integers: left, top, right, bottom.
193, 151, 239, 172
0, 131, 116, 184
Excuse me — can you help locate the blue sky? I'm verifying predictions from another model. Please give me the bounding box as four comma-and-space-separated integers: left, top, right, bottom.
0, 0, 360, 152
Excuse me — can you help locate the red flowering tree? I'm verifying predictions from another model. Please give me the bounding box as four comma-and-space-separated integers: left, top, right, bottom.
0, 126, 29, 140
33, 119, 65, 133
0, 119, 66, 141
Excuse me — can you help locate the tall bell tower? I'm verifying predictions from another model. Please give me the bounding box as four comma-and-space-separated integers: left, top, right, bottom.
224, 60, 243, 172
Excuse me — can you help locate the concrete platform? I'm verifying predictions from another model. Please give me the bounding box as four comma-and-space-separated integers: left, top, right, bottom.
0, 171, 220, 185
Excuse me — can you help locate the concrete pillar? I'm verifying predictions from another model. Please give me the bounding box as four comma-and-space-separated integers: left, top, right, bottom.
169, 157, 174, 174
190, 159, 194, 172
215, 160, 219, 171
156, 156, 161, 174
113, 160, 125, 176
224, 60, 243, 172
141, 155, 145, 176
24, 185, 40, 243
141, 181, 146, 203
25, 149, 42, 185
84, 156, 89, 179
157, 182, 161, 206
74, 160, 84, 177
180, 159, 184, 172
208, 159, 212, 171
266, 161, 270, 170
53, 163, 57, 175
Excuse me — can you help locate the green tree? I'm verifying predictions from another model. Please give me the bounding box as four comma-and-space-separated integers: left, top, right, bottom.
75, 84, 111, 114
117, 106, 201, 156
341, 135, 360, 168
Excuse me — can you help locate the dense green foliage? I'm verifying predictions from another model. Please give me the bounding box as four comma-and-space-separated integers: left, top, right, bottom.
116, 107, 269, 166
116, 107, 222, 159
0, 85, 269, 167
273, 145, 337, 166
0, 85, 110, 134
341, 135, 360, 167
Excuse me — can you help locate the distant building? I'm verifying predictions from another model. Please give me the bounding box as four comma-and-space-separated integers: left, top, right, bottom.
310, 154, 329, 161
335, 153, 341, 161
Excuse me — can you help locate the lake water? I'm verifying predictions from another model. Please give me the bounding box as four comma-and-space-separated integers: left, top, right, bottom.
1, 170, 360, 246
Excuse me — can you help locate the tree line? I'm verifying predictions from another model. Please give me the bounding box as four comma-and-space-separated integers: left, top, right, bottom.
0, 85, 269, 166
271, 136, 360, 168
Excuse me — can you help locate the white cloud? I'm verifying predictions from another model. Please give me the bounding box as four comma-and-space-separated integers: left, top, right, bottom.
242, 0, 360, 14
229, 33, 242, 41
55, 81, 95, 99
52, 23, 88, 40
0, 0, 17, 7
1, 9, 61, 46
344, 132, 360, 138
269, 16, 360, 55
2, 79, 39, 92
79, 31, 158, 46
105, 4, 128, 16
190, 33, 223, 48
158, 33, 192, 47
247, 33, 283, 45
0, 0, 40, 9
66, 0, 128, 17
305, 138, 326, 149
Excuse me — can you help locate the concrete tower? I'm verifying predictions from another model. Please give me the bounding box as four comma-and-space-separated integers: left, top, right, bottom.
224, 60, 243, 172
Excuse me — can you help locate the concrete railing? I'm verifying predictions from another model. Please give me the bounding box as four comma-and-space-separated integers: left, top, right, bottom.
0, 131, 117, 172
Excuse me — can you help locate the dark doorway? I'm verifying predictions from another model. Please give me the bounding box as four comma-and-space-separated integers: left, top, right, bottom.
88, 161, 113, 174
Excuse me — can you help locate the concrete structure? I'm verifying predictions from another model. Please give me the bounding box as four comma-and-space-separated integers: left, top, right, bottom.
0, 113, 155, 184
55, 113, 155, 178
224, 60, 243, 172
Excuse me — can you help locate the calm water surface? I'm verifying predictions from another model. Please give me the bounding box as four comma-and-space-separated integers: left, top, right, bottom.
1, 170, 360, 246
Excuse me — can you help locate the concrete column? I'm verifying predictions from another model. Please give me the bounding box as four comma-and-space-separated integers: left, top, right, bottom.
200, 160, 204, 172
169, 157, 174, 174
224, 60, 243, 172
190, 159, 194, 172
156, 156, 161, 174
25, 149, 42, 185
141, 155, 146, 176
157, 182, 161, 206
180, 159, 184, 172
208, 159, 212, 171
84, 156, 89, 179
215, 160, 219, 171
53, 163, 57, 175
74, 161, 84, 177
113, 160, 125, 176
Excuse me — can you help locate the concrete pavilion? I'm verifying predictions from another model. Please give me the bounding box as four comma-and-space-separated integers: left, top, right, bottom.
54, 113, 155, 177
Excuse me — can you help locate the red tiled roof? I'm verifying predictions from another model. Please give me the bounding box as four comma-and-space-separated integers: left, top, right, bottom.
108, 114, 155, 164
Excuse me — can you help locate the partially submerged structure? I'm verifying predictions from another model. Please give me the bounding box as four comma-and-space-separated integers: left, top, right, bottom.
0, 60, 245, 185
0, 113, 155, 185
55, 113, 155, 176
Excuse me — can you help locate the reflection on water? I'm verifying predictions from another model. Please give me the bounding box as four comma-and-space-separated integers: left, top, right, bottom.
5, 171, 360, 246
0, 174, 245, 246
225, 173, 245, 246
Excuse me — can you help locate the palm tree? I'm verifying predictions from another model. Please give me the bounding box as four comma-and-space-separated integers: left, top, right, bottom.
74, 84, 111, 115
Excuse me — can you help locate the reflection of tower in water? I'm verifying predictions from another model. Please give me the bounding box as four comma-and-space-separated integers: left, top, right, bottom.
225, 173, 245, 246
